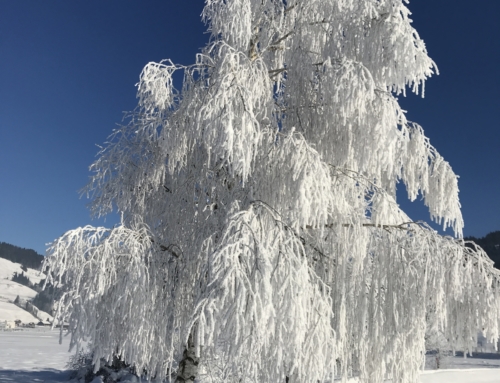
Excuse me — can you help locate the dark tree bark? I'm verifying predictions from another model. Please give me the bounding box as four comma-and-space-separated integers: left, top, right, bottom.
175, 334, 199, 383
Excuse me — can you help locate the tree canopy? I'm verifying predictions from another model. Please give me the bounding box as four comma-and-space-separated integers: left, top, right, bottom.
45, 1, 500, 383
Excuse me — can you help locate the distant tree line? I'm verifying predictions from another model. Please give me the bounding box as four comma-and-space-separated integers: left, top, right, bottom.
0, 241, 44, 269
11, 271, 33, 288
10, 272, 57, 315
465, 231, 500, 269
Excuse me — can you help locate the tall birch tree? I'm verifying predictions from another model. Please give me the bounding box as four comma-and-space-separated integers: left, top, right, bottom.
45, 1, 500, 382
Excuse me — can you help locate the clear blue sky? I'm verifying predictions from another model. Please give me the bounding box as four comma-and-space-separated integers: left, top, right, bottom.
0, 1, 498, 255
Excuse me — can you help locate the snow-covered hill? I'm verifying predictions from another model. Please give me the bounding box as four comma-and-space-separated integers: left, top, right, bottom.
0, 257, 52, 323
0, 301, 39, 323
0, 256, 45, 284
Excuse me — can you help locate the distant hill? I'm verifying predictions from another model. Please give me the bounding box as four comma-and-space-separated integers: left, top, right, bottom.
0, 257, 53, 323
465, 231, 500, 269
0, 242, 60, 321
0, 242, 44, 270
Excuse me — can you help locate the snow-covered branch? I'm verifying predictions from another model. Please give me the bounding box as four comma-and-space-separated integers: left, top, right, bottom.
45, 1, 498, 383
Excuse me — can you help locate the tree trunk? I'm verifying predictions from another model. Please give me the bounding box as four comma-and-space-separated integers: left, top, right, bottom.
175, 334, 199, 383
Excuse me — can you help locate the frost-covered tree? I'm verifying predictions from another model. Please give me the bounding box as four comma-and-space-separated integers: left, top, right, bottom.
45, 1, 500, 383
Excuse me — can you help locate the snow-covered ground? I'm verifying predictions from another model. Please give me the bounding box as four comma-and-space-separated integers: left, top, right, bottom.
0, 326, 499, 383
0, 327, 72, 382
0, 300, 40, 323
0, 278, 37, 303
1, 259, 499, 383
420, 369, 500, 383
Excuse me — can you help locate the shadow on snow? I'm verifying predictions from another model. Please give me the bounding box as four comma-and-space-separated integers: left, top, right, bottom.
0, 368, 71, 383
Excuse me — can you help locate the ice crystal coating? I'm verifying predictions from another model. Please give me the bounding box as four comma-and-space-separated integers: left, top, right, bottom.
46, 1, 499, 383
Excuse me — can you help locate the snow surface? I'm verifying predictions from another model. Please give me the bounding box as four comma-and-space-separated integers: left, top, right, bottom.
1, 251, 498, 383
0, 300, 39, 323
0, 275, 37, 303
420, 369, 500, 383
0, 257, 45, 287
0, 327, 499, 383
0, 327, 72, 383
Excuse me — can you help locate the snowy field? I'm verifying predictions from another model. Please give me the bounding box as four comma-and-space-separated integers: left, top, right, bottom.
0, 327, 72, 382
420, 369, 500, 383
1, 328, 499, 383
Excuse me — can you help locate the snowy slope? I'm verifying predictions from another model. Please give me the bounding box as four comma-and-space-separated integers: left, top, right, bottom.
0, 257, 52, 323
0, 301, 39, 323
0, 277, 38, 302
0, 256, 45, 286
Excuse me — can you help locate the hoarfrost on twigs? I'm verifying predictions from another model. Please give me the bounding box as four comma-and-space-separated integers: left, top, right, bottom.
45, 1, 500, 383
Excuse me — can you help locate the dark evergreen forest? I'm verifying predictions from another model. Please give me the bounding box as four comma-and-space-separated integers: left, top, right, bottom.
465, 231, 500, 269
11, 271, 33, 288
0, 242, 44, 269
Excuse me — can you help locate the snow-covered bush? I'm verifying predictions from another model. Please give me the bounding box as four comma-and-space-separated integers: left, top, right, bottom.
67, 349, 95, 382
67, 348, 141, 383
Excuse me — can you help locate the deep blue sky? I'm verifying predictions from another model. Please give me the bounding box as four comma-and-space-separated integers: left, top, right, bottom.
0, 1, 498, 255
